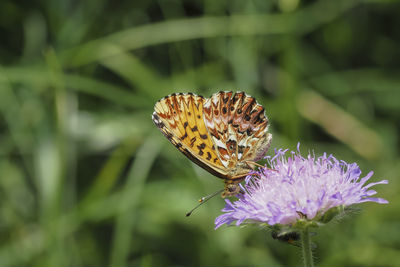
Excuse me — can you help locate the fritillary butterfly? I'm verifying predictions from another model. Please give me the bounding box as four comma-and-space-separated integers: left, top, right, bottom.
152, 91, 272, 197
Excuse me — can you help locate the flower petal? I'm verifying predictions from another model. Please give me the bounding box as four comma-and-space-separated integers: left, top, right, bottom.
215, 145, 388, 229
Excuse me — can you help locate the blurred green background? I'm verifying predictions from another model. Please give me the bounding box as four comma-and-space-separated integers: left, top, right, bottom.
0, 0, 399, 266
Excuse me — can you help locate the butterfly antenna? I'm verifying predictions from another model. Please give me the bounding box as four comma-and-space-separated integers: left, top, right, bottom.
186, 189, 224, 217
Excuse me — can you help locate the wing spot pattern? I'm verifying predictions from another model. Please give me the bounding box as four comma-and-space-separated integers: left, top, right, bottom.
190, 137, 196, 147
180, 132, 188, 140
197, 143, 206, 149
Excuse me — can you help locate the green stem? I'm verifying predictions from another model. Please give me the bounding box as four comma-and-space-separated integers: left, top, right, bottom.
301, 228, 314, 267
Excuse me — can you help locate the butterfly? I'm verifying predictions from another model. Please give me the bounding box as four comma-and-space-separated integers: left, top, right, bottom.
152, 91, 272, 197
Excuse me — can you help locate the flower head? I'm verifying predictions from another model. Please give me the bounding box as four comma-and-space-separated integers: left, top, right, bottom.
215, 145, 388, 229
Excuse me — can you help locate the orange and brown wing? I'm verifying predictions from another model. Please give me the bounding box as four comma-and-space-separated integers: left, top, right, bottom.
203, 91, 272, 169
152, 93, 228, 179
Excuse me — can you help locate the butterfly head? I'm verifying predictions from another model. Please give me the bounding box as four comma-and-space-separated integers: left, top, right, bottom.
221, 162, 254, 197
221, 183, 241, 198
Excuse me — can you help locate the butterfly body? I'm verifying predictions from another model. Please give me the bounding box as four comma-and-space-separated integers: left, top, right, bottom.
152, 91, 272, 197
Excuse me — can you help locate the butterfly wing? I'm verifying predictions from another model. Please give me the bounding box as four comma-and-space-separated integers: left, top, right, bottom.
152, 93, 228, 179
203, 91, 272, 173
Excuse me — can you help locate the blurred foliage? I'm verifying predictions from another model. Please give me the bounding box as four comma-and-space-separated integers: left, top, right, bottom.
0, 0, 399, 266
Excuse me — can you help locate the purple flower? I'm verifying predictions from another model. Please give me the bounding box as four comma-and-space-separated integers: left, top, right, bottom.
215, 145, 388, 229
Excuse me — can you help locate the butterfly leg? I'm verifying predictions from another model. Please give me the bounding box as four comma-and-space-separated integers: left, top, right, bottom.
246, 161, 278, 173
245, 161, 264, 169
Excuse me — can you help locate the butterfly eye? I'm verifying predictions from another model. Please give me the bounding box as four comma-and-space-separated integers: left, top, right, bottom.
228, 185, 235, 192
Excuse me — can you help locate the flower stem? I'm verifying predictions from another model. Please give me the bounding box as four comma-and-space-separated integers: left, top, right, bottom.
301, 227, 314, 267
